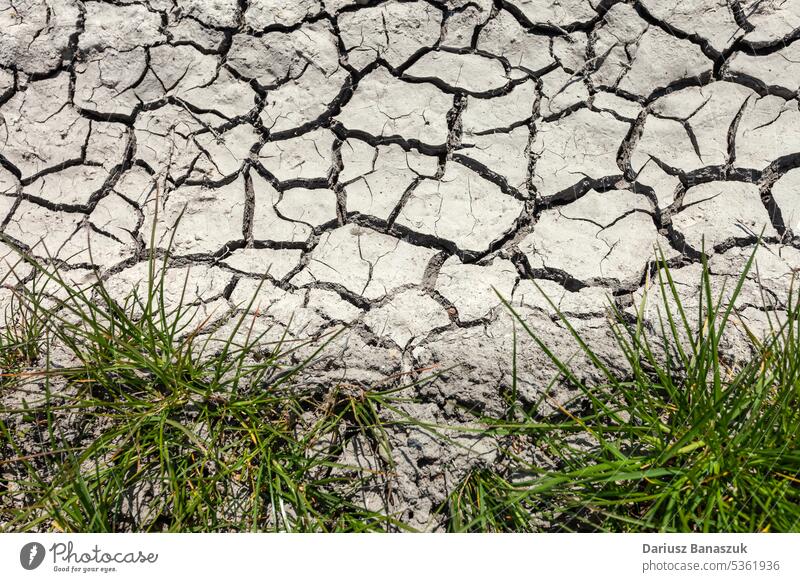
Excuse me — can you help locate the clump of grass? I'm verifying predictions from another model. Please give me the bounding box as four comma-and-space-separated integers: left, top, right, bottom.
0, 261, 45, 377
0, 239, 404, 532
447, 246, 800, 532
446, 468, 542, 532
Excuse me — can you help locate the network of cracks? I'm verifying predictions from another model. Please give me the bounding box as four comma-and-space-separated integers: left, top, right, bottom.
2, 0, 800, 529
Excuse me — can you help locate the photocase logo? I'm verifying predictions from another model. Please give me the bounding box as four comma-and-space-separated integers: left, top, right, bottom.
20, 542, 46, 570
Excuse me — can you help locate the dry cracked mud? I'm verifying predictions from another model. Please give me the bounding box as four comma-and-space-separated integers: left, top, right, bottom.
2, 0, 800, 530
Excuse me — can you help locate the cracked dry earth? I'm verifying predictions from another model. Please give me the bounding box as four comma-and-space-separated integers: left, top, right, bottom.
2, 0, 800, 530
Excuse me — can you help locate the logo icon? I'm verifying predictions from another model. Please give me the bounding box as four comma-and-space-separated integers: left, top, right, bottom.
20, 542, 46, 570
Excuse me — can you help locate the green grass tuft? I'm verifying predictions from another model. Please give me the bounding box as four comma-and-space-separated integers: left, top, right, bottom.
0, 236, 405, 532
447, 245, 800, 532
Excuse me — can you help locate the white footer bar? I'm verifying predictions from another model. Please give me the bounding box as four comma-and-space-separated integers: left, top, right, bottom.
1, 533, 798, 581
